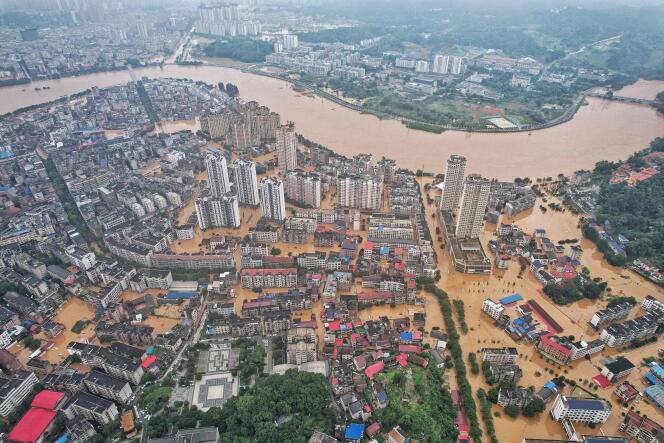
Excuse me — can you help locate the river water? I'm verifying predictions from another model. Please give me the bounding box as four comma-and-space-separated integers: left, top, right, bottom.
3, 65, 664, 179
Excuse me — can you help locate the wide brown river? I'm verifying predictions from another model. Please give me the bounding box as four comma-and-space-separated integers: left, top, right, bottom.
3, 65, 664, 179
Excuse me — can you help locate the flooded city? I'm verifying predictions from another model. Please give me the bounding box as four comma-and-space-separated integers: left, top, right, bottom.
1, 66, 664, 179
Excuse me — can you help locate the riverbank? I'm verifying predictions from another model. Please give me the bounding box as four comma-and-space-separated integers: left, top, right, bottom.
242, 64, 591, 134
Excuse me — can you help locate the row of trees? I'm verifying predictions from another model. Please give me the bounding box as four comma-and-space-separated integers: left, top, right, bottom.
425, 284, 483, 441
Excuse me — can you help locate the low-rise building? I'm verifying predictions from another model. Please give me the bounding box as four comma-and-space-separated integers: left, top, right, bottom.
84, 370, 132, 403
63, 391, 119, 425
601, 357, 635, 381
497, 387, 534, 408
481, 299, 504, 320
619, 410, 664, 443
480, 347, 518, 364
600, 310, 663, 347
0, 370, 39, 417
550, 395, 611, 423
589, 302, 634, 329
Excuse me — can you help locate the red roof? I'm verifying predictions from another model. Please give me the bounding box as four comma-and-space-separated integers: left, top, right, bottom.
398, 344, 421, 353
593, 374, 611, 389
365, 361, 385, 380
396, 353, 408, 367
366, 422, 381, 436
8, 408, 57, 443
539, 335, 572, 356
30, 390, 65, 410
141, 355, 157, 369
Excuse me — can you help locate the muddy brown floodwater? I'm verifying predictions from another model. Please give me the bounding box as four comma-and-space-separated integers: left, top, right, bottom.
419, 181, 663, 442
2, 67, 664, 179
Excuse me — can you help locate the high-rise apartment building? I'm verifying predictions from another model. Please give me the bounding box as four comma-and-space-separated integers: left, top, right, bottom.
450, 56, 464, 75
276, 123, 297, 172
432, 55, 463, 75
260, 177, 286, 222
336, 174, 383, 210
285, 170, 321, 208
440, 155, 467, 212
283, 34, 299, 50
195, 195, 241, 229
205, 153, 231, 197
433, 54, 450, 74
455, 174, 490, 239
233, 158, 260, 206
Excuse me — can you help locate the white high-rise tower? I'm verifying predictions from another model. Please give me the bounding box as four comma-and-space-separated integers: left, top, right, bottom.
233, 158, 260, 206
260, 177, 286, 222
440, 155, 467, 212
276, 123, 297, 172
455, 174, 490, 239
205, 153, 231, 197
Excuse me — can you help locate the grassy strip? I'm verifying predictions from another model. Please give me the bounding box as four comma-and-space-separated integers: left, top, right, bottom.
405, 121, 445, 133
477, 388, 499, 443
425, 284, 483, 441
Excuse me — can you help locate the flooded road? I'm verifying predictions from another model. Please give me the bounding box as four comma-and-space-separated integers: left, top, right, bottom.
2, 65, 664, 179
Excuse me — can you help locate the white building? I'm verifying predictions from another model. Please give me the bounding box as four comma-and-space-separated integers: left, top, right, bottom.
283, 34, 298, 50
166, 192, 182, 206
260, 177, 286, 222
0, 329, 12, 349
195, 195, 241, 229
285, 170, 321, 208
206, 153, 231, 197
276, 123, 297, 172
336, 174, 383, 210
0, 371, 38, 417
233, 158, 260, 206
66, 246, 97, 271
415, 60, 429, 73
481, 299, 504, 321
455, 174, 490, 239
480, 348, 518, 364
550, 395, 611, 423
432, 54, 450, 74
440, 155, 467, 212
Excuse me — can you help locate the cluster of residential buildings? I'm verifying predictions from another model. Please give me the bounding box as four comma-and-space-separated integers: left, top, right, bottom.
0, 13, 181, 84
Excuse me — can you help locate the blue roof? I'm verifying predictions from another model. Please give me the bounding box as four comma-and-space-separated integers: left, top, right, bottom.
499, 294, 523, 305
345, 423, 364, 440
0, 185, 14, 191
380, 246, 390, 255
618, 234, 630, 244
566, 398, 605, 411
377, 391, 388, 402
645, 372, 661, 386
644, 384, 664, 409
0, 151, 14, 159
544, 381, 556, 390
146, 346, 154, 355
166, 291, 197, 299
55, 434, 69, 443
207, 327, 216, 335
400, 332, 413, 341
650, 363, 664, 381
